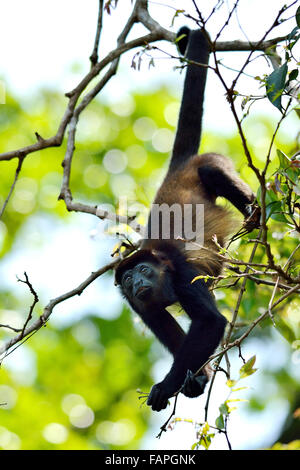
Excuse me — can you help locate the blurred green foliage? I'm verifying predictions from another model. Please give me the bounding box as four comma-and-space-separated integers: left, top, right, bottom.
0, 313, 152, 449
0, 85, 299, 449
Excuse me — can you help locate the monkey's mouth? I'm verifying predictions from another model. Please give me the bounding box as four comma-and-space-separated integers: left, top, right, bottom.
136, 285, 152, 299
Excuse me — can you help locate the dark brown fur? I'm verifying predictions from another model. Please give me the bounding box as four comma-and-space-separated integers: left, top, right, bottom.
114, 28, 259, 412
139, 152, 254, 278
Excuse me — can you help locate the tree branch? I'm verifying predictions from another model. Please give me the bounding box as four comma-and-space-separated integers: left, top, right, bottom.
0, 258, 120, 357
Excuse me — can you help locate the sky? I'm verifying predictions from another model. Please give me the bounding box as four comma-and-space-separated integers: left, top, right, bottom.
0, 0, 299, 133
0, 0, 299, 451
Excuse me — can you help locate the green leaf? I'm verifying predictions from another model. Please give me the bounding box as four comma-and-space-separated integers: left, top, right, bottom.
296, 5, 300, 28
148, 58, 155, 69
256, 184, 278, 206
215, 414, 225, 430
199, 435, 213, 450
266, 63, 288, 111
275, 316, 297, 343
202, 422, 210, 435
226, 379, 237, 388
232, 386, 249, 392
288, 26, 299, 41
287, 26, 300, 50
289, 69, 299, 82
226, 398, 248, 403
171, 9, 185, 27
242, 355, 256, 370
227, 406, 238, 413
239, 355, 258, 378
266, 186, 279, 203
277, 149, 290, 169
240, 368, 257, 379
219, 403, 228, 415
265, 199, 289, 224
270, 201, 290, 223
266, 200, 281, 221
286, 167, 300, 184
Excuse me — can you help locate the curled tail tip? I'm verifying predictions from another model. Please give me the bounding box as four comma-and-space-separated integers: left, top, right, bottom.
176, 27, 210, 57
177, 26, 190, 38
176, 26, 190, 56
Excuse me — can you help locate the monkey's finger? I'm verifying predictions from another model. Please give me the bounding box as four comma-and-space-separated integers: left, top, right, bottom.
147, 387, 168, 411
147, 387, 160, 408
152, 398, 168, 412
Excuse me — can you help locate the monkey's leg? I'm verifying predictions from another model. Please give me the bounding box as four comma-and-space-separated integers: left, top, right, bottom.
198, 165, 256, 217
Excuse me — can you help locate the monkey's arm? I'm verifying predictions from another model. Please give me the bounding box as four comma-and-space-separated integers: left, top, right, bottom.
140, 306, 210, 406
147, 264, 226, 411
139, 308, 185, 357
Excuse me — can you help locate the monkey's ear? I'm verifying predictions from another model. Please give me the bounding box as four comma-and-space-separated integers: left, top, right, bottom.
176, 26, 190, 56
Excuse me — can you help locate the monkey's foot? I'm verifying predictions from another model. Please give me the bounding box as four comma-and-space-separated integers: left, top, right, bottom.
181, 370, 208, 398
243, 204, 261, 232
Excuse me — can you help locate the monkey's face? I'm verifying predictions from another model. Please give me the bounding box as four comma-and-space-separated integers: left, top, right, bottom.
120, 261, 177, 309
121, 262, 158, 302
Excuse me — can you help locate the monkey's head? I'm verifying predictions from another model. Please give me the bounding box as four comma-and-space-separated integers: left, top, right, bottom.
115, 249, 177, 310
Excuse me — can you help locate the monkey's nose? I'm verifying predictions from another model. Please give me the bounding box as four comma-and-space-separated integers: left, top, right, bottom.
133, 280, 142, 297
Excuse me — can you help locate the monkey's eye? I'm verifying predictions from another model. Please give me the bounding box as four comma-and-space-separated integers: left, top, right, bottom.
140, 265, 149, 274
123, 273, 132, 287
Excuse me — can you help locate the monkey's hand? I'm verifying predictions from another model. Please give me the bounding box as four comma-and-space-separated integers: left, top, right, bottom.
147, 382, 172, 412
181, 370, 208, 398
243, 204, 261, 232
147, 369, 210, 410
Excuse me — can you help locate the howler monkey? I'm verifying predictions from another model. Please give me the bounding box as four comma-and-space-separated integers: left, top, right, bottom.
115, 27, 260, 412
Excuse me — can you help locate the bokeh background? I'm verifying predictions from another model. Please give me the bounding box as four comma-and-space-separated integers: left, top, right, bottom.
0, 0, 299, 450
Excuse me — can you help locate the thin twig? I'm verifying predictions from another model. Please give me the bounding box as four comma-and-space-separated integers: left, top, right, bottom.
200, 282, 300, 373
204, 228, 262, 421
0, 258, 121, 357
90, 0, 104, 66
16, 272, 39, 338
156, 394, 179, 439
0, 324, 22, 333
0, 157, 23, 218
